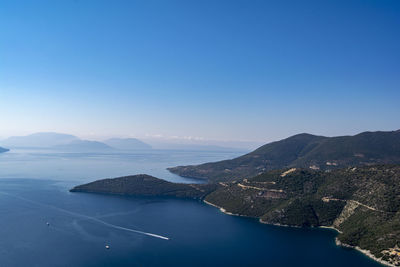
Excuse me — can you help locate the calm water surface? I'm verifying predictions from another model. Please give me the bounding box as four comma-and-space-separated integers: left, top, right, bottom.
0, 150, 382, 266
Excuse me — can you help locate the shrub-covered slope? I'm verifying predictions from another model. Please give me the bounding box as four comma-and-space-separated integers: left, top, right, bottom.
204, 165, 400, 265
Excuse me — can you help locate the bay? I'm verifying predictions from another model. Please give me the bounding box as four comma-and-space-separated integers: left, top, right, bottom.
0, 149, 382, 266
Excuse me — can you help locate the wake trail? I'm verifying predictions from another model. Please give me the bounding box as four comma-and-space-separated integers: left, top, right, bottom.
0, 191, 169, 240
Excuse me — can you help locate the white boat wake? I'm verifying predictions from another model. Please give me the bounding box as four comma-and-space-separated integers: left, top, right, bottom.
0, 191, 169, 240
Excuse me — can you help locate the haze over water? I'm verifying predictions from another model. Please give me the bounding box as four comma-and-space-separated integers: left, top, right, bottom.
0, 148, 244, 183
0, 149, 381, 266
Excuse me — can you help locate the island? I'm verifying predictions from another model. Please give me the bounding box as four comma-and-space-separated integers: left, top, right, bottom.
71, 165, 400, 266
103, 138, 152, 150
0, 132, 152, 152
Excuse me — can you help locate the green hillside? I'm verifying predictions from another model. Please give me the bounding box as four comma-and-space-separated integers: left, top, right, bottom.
204, 165, 400, 266
168, 130, 400, 182
71, 165, 400, 266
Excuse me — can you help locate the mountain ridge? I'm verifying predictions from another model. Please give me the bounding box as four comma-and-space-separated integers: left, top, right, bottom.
53, 140, 114, 152
168, 130, 400, 182
103, 138, 152, 150
0, 132, 152, 152
0, 132, 79, 148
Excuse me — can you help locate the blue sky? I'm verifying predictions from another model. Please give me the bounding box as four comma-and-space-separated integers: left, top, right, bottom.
1, 0, 399, 144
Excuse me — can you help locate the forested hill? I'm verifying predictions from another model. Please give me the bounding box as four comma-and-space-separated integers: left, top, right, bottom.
204, 165, 400, 266
70, 174, 217, 198
168, 130, 400, 182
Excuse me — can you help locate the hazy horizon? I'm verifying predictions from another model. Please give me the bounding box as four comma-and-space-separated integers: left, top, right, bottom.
1, 0, 399, 146
1, 128, 399, 151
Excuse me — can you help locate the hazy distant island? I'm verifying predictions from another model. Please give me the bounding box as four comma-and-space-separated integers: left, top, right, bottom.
52, 140, 115, 152
0, 132, 79, 148
0, 132, 152, 152
71, 130, 400, 266
0, 132, 252, 153
103, 138, 152, 150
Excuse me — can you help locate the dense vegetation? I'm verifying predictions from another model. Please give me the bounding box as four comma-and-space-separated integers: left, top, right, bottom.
168, 130, 400, 182
103, 138, 152, 150
70, 174, 218, 199
204, 165, 400, 265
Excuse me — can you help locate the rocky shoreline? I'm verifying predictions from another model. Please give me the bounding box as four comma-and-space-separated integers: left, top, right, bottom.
203, 200, 248, 217
204, 199, 395, 267
335, 238, 395, 267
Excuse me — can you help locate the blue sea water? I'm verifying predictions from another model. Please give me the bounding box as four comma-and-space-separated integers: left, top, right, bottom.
0, 149, 382, 266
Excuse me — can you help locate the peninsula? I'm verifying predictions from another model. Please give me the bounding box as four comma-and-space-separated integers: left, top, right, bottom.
71, 130, 400, 266
71, 165, 400, 266
70, 174, 217, 198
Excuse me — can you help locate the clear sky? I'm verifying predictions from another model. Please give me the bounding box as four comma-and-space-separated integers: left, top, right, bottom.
1, 0, 399, 144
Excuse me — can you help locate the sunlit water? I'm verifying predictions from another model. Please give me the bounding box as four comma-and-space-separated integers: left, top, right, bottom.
0, 149, 381, 266
0, 148, 244, 183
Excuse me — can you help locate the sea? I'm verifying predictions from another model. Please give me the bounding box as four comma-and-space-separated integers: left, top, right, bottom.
0, 149, 382, 267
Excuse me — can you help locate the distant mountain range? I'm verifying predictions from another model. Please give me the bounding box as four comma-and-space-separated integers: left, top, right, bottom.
0, 132, 248, 152
0, 132, 78, 148
52, 140, 114, 152
168, 130, 400, 182
0, 133, 152, 152
103, 138, 152, 150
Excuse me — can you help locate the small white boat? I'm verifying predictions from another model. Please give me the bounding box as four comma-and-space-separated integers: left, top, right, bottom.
105, 245, 110, 249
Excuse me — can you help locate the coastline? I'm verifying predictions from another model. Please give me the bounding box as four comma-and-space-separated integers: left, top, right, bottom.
335, 238, 395, 267
203, 199, 250, 217
318, 225, 343, 234
203, 199, 395, 267
259, 218, 301, 228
